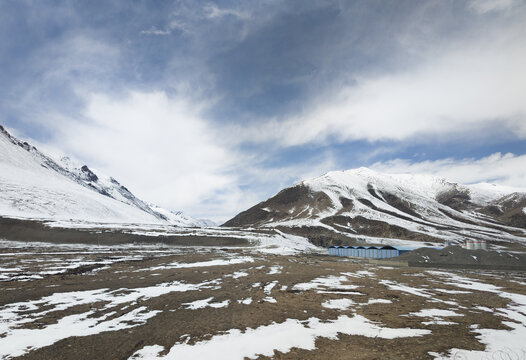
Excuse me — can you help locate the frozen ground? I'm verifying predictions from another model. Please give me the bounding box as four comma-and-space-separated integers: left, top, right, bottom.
0, 240, 526, 359
0, 216, 324, 255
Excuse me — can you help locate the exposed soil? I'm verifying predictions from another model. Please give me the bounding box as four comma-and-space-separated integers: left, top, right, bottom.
395, 245, 526, 270
0, 217, 250, 247
1, 240, 525, 359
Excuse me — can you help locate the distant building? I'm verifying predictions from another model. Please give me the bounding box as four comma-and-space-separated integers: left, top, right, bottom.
463, 240, 487, 250
328, 245, 413, 258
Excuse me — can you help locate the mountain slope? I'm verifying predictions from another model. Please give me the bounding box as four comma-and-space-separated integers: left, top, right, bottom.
223, 167, 526, 247
0, 125, 211, 226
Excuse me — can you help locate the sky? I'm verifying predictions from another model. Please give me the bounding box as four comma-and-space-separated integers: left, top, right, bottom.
1, 0, 525, 222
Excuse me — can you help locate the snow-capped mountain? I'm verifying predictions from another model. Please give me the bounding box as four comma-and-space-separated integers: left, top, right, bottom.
223, 167, 526, 246
147, 204, 216, 228
0, 125, 213, 227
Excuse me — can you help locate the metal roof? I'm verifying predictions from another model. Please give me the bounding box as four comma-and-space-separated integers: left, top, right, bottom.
328, 245, 427, 250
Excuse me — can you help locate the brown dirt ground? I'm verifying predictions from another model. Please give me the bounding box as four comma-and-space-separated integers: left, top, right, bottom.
1, 243, 526, 360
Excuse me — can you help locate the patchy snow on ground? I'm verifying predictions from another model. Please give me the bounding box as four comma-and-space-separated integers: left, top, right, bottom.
237, 298, 253, 305
409, 309, 464, 318
0, 255, 142, 282
1, 306, 160, 359
131, 345, 166, 359
0, 279, 221, 358
262, 297, 277, 303
182, 297, 230, 310
267, 265, 283, 275
356, 270, 375, 277
322, 299, 354, 310
264, 281, 278, 295
364, 299, 392, 305
422, 320, 458, 326
426, 271, 526, 359
407, 308, 463, 326
292, 275, 359, 292
433, 288, 471, 295
129, 315, 431, 360
251, 230, 322, 255
150, 257, 254, 270
225, 271, 249, 279
379, 280, 432, 298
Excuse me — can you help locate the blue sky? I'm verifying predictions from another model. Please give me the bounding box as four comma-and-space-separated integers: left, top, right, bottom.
1, 0, 525, 221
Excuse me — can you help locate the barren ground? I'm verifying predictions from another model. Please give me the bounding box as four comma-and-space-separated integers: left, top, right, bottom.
1, 240, 526, 360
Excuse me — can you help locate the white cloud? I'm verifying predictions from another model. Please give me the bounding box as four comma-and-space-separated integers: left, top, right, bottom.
245, 153, 338, 189
140, 19, 191, 36
52, 91, 237, 215
36, 90, 340, 222
234, 6, 526, 148
140, 26, 171, 36
203, 3, 251, 20
198, 150, 338, 222
140, 3, 251, 37
469, 0, 519, 13
7, 2, 526, 223
370, 152, 526, 188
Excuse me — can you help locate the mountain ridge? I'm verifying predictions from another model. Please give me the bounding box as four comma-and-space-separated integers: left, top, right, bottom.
223, 167, 526, 248
0, 125, 213, 227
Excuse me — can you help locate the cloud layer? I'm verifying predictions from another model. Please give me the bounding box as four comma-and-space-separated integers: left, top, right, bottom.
235, 2, 526, 146
53, 92, 236, 217
1, 0, 525, 221
371, 152, 526, 189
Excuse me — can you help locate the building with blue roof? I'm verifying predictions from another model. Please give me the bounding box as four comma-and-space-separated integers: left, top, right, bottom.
327, 245, 414, 259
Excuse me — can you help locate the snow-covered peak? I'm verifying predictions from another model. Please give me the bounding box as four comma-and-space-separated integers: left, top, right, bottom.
0, 125, 212, 227
224, 165, 526, 247
303, 168, 459, 203
148, 205, 216, 227
0, 127, 161, 224
467, 182, 526, 205
302, 167, 521, 206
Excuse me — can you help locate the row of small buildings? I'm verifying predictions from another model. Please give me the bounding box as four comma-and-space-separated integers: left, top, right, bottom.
328, 240, 487, 259
327, 245, 412, 259
463, 240, 487, 250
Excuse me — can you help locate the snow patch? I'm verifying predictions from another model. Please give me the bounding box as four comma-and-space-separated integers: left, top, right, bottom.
225, 271, 249, 279
182, 297, 230, 310
292, 275, 358, 292
426, 271, 526, 358
130, 315, 431, 360
264, 281, 278, 295
267, 266, 282, 275
364, 299, 392, 305
0, 279, 220, 357
151, 257, 254, 270
380, 280, 432, 298
262, 297, 277, 303
322, 299, 354, 310
237, 298, 252, 305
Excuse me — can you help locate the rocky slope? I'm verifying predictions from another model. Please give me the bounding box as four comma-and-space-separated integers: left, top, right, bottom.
223, 168, 526, 247
0, 125, 212, 227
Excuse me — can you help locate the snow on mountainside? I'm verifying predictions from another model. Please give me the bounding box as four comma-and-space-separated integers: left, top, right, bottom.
58, 156, 165, 221
223, 167, 526, 247
148, 205, 216, 228
0, 125, 212, 227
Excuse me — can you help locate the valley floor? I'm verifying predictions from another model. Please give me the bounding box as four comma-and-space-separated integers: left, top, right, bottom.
1, 240, 526, 359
